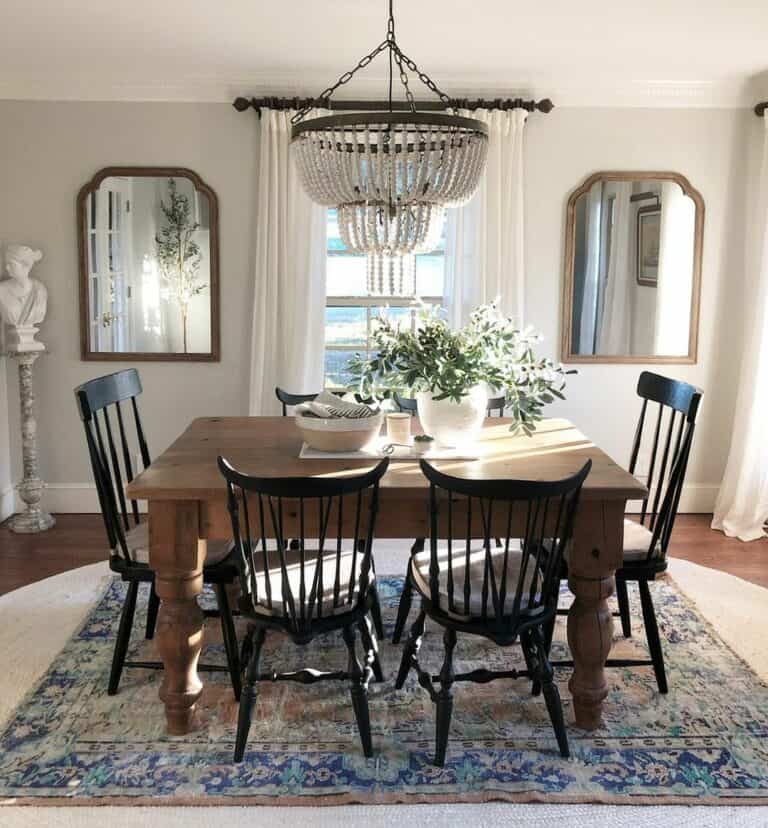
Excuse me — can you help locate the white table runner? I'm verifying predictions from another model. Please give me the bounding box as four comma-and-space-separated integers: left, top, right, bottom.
299, 437, 479, 461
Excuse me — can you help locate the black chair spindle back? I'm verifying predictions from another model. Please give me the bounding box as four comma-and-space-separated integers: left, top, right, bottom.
275, 386, 355, 416
487, 395, 506, 416
219, 458, 390, 638
394, 393, 418, 415
74, 369, 151, 565
396, 393, 505, 418
628, 371, 702, 561
420, 459, 592, 629
275, 387, 318, 417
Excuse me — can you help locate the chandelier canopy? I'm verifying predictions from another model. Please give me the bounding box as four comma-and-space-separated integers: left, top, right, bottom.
290, 1, 488, 258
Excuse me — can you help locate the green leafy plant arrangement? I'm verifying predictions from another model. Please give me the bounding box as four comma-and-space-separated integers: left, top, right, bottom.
348, 302, 573, 435
155, 178, 206, 353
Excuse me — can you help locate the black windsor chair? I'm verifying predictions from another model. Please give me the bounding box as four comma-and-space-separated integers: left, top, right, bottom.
74, 369, 242, 698
218, 455, 390, 761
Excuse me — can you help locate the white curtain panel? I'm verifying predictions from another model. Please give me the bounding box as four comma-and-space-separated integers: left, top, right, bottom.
248, 109, 328, 415
444, 108, 527, 328
712, 117, 768, 541
576, 180, 604, 353
654, 180, 694, 355
597, 182, 633, 354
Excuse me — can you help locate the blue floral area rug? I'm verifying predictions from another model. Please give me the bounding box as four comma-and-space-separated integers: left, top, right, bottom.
1, 574, 767, 806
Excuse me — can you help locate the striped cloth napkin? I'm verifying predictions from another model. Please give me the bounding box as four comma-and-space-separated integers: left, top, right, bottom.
295, 390, 377, 419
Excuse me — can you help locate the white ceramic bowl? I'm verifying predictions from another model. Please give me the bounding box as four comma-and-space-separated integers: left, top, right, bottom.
296, 411, 383, 452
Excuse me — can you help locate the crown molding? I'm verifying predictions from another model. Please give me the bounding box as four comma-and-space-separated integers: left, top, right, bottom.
0, 71, 758, 110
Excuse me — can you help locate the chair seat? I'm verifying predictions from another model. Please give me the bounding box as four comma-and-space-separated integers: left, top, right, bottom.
121, 523, 232, 566
622, 519, 662, 563
250, 546, 371, 619
411, 542, 537, 621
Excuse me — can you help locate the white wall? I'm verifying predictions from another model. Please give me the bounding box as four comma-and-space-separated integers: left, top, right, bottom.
0, 101, 258, 511
526, 107, 756, 510
0, 101, 756, 513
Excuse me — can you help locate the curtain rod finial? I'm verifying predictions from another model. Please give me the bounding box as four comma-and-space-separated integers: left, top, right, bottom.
232, 97, 251, 112
755, 101, 767, 117
537, 98, 554, 114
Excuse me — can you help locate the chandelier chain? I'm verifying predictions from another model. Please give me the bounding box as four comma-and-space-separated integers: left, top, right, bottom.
393, 50, 416, 114
292, 0, 452, 124
289, 0, 489, 258
391, 45, 452, 106
291, 39, 390, 124
387, 0, 395, 42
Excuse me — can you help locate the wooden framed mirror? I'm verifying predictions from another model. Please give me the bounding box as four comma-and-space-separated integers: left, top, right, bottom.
78, 167, 220, 361
561, 171, 704, 364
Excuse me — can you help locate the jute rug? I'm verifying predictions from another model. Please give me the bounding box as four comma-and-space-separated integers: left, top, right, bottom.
1, 568, 767, 807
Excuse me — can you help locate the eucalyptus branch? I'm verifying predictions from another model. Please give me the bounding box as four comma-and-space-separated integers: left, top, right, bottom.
348, 302, 574, 435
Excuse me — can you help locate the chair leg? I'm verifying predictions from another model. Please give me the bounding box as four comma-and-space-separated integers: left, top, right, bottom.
638, 579, 668, 694
359, 613, 384, 682
529, 628, 569, 758
392, 571, 414, 645
531, 580, 561, 697
434, 627, 457, 767
393, 538, 423, 644
234, 627, 266, 762
369, 585, 385, 641
395, 606, 426, 689
145, 581, 160, 640
214, 583, 241, 701
344, 625, 374, 758
108, 580, 139, 696
616, 576, 632, 638
522, 629, 541, 697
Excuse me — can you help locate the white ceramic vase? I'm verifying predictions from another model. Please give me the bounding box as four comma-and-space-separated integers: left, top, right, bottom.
416, 385, 489, 447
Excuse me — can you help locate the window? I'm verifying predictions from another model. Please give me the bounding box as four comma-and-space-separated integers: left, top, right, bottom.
324, 209, 446, 387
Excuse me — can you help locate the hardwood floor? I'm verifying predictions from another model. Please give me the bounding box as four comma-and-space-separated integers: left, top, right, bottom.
0, 515, 107, 596
663, 515, 768, 588
0, 513, 766, 596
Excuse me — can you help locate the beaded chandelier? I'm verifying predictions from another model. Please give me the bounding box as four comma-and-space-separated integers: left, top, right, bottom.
366, 250, 416, 296
290, 1, 488, 258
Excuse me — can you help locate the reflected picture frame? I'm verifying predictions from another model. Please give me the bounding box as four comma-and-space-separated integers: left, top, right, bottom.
77, 166, 220, 362
636, 204, 661, 287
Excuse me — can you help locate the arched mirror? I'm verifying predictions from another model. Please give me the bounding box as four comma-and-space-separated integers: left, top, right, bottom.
78, 167, 220, 361
561, 171, 704, 363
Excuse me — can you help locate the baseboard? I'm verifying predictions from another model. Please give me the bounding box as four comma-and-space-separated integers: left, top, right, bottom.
625, 483, 719, 515
12, 483, 145, 515
12, 481, 719, 516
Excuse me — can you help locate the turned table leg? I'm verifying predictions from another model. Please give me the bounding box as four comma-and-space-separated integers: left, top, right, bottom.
566, 500, 624, 730
567, 571, 614, 729
149, 500, 205, 735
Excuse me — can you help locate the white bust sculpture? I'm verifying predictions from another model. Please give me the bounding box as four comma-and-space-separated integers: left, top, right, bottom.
0, 245, 47, 351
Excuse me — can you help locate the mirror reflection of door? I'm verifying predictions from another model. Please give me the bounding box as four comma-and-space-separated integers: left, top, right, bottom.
79, 168, 219, 361
87, 179, 133, 352
563, 172, 703, 364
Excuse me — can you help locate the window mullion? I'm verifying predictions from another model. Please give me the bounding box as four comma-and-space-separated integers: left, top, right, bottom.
324, 206, 446, 387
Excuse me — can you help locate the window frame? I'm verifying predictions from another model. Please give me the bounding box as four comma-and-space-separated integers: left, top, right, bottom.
324, 207, 447, 388
324, 296, 442, 389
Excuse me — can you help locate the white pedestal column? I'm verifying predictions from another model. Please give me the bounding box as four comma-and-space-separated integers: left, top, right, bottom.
7, 351, 55, 533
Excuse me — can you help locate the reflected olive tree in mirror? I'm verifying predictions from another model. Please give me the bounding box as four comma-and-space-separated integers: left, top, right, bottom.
78, 167, 220, 361
561, 172, 704, 364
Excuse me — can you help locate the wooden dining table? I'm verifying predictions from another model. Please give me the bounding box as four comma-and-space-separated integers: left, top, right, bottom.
126, 415, 647, 736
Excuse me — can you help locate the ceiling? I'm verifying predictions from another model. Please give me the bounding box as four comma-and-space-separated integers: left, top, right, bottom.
2, 0, 767, 107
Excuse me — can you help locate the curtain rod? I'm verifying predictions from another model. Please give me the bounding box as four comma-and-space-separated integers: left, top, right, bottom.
756, 102, 768, 117
233, 96, 554, 116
